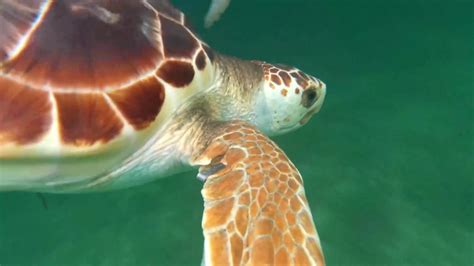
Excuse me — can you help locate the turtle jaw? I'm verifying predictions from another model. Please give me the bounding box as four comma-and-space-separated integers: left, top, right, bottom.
299, 108, 319, 126
299, 81, 326, 126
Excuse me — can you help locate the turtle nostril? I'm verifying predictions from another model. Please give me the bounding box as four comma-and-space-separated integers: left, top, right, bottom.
301, 88, 318, 108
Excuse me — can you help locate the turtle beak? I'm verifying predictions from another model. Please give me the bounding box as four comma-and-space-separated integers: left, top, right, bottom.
299, 108, 318, 125
299, 82, 326, 125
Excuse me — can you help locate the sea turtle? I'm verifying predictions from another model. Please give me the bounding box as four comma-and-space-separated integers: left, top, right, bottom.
0, 0, 327, 265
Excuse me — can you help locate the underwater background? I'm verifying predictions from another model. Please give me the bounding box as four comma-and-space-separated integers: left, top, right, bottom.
0, 0, 472, 265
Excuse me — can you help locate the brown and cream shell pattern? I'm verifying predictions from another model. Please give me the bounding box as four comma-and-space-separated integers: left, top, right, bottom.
0, 0, 215, 157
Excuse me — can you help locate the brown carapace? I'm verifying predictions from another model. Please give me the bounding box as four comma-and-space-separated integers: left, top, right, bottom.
195, 122, 325, 265
0, 0, 212, 147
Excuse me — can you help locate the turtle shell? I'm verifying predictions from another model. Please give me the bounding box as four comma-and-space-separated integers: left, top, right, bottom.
0, 0, 215, 158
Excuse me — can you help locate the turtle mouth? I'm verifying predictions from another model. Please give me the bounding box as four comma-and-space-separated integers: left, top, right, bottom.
272, 123, 300, 135
299, 108, 319, 125
299, 85, 326, 125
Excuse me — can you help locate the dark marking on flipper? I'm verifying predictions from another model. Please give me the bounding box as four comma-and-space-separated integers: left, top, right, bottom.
197, 154, 226, 182
197, 163, 226, 182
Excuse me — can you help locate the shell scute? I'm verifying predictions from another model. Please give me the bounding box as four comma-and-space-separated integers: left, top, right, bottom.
156, 60, 195, 88
0, 0, 43, 62
3, 0, 162, 89
0, 0, 216, 158
159, 14, 200, 59
195, 50, 207, 70
0, 76, 52, 145
107, 77, 165, 130
54, 92, 123, 146
147, 0, 183, 22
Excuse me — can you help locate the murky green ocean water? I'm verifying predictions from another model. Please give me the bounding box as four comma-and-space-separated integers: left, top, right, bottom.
1, 0, 472, 265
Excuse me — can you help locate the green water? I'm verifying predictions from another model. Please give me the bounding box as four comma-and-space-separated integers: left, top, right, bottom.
1, 0, 472, 265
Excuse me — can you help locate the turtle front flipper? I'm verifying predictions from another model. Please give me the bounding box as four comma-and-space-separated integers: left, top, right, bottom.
193, 121, 325, 266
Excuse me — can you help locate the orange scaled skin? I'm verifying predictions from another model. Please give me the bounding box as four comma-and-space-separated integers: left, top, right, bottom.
194, 121, 325, 266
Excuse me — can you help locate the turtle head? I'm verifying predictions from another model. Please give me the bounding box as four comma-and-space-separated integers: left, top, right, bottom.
253, 62, 326, 136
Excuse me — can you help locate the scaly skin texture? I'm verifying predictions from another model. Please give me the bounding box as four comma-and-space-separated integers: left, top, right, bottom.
193, 121, 325, 266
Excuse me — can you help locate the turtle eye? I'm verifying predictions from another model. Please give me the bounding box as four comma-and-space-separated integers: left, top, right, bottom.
301, 88, 318, 108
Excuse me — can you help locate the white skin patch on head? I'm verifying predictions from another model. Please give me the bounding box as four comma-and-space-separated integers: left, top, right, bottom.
253, 62, 326, 135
